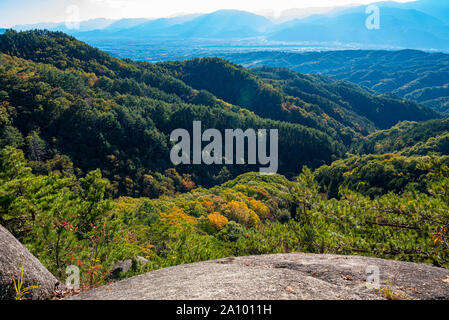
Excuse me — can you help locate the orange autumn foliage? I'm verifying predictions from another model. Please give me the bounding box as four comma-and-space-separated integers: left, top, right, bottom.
249, 199, 270, 220
221, 200, 260, 227
207, 212, 229, 231
201, 200, 216, 213
160, 208, 198, 227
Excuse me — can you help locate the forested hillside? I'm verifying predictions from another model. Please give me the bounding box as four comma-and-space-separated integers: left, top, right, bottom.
221, 50, 449, 113
2, 147, 449, 289
352, 119, 449, 156
315, 153, 449, 198
0, 30, 448, 292
0, 30, 346, 195
161, 58, 438, 136
0, 30, 439, 197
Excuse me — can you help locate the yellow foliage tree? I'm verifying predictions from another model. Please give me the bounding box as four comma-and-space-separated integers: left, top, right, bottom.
249, 199, 270, 220
207, 212, 229, 231
160, 208, 198, 227
221, 200, 260, 227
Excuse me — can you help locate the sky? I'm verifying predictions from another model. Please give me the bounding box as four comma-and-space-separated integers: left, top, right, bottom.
0, 0, 416, 28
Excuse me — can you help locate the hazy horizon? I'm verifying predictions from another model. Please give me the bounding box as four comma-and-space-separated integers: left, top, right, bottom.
0, 0, 416, 28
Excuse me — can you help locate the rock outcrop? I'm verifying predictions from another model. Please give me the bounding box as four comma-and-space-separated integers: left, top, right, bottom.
69, 253, 449, 300
0, 224, 60, 300
108, 259, 133, 280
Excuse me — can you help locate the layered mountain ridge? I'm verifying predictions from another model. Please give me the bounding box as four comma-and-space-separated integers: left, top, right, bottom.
0, 30, 439, 196
9, 1, 449, 51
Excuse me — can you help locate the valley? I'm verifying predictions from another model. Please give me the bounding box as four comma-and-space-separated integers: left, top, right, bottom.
0, 29, 449, 298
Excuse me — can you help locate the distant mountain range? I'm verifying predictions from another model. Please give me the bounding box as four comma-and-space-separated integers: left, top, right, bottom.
110, 11, 271, 39
267, 5, 449, 50
7, 0, 449, 51
13, 17, 117, 33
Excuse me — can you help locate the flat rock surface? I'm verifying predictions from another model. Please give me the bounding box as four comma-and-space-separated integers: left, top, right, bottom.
69, 253, 449, 300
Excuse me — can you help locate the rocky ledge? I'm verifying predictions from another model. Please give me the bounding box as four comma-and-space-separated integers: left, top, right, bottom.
69, 253, 449, 300
0, 224, 60, 300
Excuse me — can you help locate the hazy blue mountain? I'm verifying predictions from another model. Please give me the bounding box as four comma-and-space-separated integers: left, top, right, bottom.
8, 0, 449, 51
101, 18, 151, 31
108, 10, 272, 39
275, 5, 355, 23
13, 18, 117, 33
175, 10, 272, 38
266, 0, 449, 50
100, 14, 203, 38
268, 6, 449, 50
401, 0, 449, 23
13, 21, 64, 31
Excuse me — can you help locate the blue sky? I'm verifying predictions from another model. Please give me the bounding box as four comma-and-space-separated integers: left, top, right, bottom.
0, 0, 416, 27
